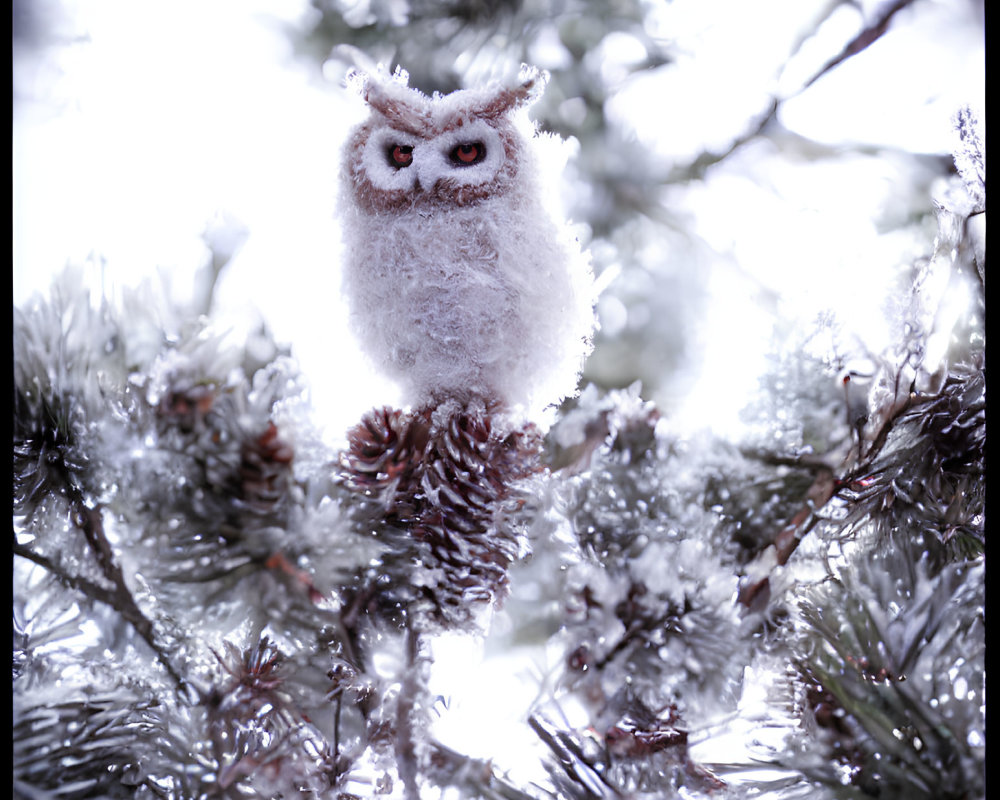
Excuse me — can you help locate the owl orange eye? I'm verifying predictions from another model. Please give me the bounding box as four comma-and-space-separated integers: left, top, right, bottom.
388, 144, 413, 168
451, 142, 485, 165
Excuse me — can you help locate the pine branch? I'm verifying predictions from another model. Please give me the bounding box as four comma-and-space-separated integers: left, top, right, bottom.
529, 714, 620, 800
794, 556, 984, 798
200, 634, 332, 795
737, 358, 983, 611
14, 484, 187, 692
13, 692, 165, 798
425, 740, 542, 800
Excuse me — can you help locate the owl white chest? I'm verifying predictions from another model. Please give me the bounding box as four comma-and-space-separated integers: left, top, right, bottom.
344, 201, 543, 404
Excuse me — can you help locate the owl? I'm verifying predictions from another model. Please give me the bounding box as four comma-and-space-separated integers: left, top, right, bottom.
338, 65, 595, 419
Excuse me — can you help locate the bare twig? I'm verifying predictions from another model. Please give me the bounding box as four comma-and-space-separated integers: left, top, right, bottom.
737, 466, 836, 609
802, 0, 919, 92
396, 625, 426, 800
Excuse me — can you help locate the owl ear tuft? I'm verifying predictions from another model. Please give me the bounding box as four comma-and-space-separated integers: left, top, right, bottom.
350, 65, 430, 132
474, 65, 549, 118
347, 63, 410, 102
514, 64, 549, 105
344, 67, 372, 99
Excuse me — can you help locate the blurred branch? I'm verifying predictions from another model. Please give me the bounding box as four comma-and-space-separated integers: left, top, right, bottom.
671, 0, 920, 183
396, 626, 427, 800
802, 0, 919, 91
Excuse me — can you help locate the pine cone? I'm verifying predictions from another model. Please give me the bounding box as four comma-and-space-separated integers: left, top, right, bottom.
339, 406, 430, 498
340, 401, 544, 628
155, 380, 218, 434
148, 369, 299, 580
236, 421, 296, 516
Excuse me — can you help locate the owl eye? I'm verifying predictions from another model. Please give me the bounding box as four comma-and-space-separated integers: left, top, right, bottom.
451, 142, 486, 165
388, 144, 413, 168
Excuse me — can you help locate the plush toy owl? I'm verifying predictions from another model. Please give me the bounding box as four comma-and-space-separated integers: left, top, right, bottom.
338, 65, 595, 419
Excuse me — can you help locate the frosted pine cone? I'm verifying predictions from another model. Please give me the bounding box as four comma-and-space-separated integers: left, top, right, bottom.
340, 400, 544, 628
143, 350, 303, 582
233, 421, 296, 518
339, 406, 429, 499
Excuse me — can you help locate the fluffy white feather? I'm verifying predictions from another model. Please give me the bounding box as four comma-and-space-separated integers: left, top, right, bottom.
338, 65, 595, 419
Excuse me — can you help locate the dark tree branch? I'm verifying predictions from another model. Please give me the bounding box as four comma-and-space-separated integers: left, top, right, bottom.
396, 625, 426, 800
803, 0, 919, 91
14, 480, 188, 693
737, 466, 836, 609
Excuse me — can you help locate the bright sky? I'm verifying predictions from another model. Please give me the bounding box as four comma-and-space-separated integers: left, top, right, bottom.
12, 0, 984, 442
13, 0, 394, 441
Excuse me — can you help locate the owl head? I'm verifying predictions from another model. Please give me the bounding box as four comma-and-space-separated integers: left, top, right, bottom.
342, 65, 548, 212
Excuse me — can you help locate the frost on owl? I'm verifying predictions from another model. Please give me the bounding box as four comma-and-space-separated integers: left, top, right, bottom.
338, 64, 596, 420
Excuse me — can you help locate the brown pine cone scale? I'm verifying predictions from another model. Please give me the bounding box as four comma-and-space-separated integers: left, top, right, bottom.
340, 401, 543, 626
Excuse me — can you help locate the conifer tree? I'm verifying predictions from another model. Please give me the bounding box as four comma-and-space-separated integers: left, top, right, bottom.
14, 2, 983, 798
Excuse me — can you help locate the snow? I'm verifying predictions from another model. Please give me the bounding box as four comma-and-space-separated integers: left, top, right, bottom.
12, 1, 984, 792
